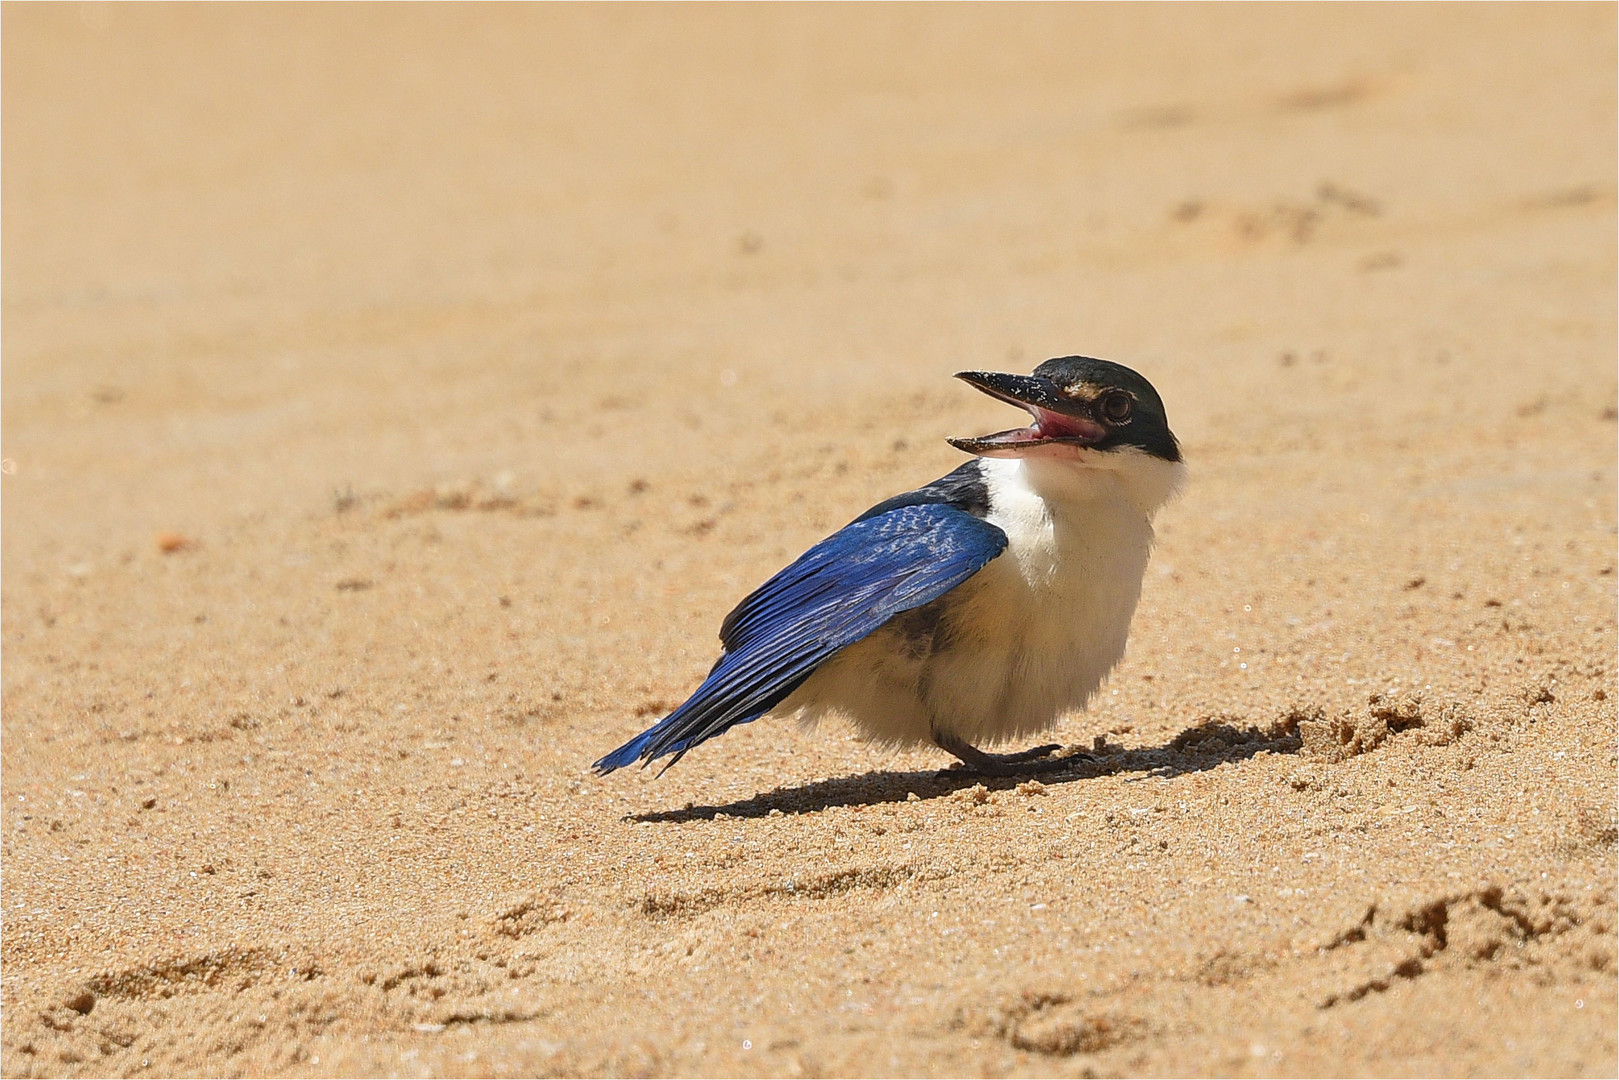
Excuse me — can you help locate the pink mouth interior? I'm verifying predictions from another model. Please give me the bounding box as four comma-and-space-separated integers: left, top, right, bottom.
979, 406, 1103, 446
1028, 406, 1103, 442
951, 395, 1107, 455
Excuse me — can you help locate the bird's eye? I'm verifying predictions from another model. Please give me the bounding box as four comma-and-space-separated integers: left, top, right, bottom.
1100, 391, 1133, 423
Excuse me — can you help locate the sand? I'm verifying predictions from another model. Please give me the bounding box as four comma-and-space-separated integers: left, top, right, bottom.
2, 4, 1615, 1077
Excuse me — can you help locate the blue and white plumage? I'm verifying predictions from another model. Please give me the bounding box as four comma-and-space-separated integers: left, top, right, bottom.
595, 356, 1184, 777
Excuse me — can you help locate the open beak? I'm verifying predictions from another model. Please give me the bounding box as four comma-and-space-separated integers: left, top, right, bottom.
947, 371, 1106, 457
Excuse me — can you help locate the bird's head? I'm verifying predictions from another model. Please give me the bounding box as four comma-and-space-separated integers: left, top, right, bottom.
948, 356, 1181, 466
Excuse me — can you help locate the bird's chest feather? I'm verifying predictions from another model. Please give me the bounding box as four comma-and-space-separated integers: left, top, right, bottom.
985, 462, 1151, 629
924, 461, 1155, 736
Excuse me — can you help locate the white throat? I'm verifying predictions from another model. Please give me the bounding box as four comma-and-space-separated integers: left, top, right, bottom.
977, 450, 1185, 537
990, 449, 1185, 526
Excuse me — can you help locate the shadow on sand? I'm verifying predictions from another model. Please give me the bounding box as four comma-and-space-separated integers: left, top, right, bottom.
630, 715, 1302, 824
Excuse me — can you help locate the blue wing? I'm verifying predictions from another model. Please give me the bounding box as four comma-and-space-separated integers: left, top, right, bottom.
592, 503, 1007, 774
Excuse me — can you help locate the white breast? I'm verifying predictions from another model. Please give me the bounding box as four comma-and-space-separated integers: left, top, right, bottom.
783, 451, 1184, 750
921, 456, 1158, 744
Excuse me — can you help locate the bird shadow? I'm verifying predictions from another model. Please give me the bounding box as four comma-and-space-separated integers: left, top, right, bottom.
628, 714, 1303, 823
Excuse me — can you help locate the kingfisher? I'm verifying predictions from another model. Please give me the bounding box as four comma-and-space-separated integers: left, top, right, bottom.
594, 356, 1183, 777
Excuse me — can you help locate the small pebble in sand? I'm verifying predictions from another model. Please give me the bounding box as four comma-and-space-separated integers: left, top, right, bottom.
155, 532, 191, 554
954, 784, 990, 806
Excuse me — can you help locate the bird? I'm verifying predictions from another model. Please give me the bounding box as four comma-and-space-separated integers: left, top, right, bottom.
593, 355, 1184, 778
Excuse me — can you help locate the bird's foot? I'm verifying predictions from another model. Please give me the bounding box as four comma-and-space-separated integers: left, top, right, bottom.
989, 742, 1065, 764
933, 733, 1087, 777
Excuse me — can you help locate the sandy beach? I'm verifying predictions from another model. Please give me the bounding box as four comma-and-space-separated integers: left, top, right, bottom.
2, 4, 1615, 1076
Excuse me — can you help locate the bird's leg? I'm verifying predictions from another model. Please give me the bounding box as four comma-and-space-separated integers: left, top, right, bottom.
932, 729, 1076, 776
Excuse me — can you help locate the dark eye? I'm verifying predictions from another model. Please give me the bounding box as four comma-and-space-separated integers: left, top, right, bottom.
1100, 391, 1133, 423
